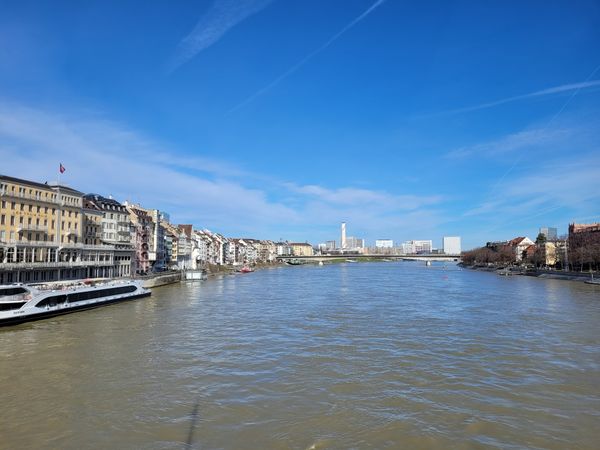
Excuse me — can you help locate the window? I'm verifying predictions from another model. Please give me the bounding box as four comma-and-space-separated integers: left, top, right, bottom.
0, 214, 4, 225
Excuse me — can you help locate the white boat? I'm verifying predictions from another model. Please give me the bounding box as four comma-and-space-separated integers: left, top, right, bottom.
0, 280, 151, 327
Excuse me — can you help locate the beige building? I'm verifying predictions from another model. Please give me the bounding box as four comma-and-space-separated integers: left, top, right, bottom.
0, 175, 117, 283
83, 194, 134, 278
290, 242, 314, 257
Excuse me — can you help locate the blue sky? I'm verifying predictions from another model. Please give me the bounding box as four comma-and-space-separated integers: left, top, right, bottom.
1, 0, 599, 249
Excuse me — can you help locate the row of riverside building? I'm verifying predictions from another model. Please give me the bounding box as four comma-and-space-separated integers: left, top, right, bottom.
462, 224, 600, 272
0, 174, 314, 284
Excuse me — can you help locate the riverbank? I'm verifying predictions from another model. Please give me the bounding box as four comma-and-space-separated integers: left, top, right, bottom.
460, 263, 599, 284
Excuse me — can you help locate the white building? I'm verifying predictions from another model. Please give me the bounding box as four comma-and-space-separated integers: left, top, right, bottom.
401, 240, 432, 254
442, 236, 461, 255
346, 236, 365, 249
375, 239, 393, 248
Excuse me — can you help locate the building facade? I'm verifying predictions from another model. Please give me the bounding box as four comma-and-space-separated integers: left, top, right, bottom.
539, 227, 558, 241
401, 240, 433, 254
375, 239, 393, 248
0, 175, 121, 283
568, 222, 600, 270
83, 194, 133, 278
290, 242, 314, 257
442, 236, 461, 255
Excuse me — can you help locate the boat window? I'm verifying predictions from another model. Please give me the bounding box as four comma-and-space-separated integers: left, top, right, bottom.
67, 285, 138, 303
35, 285, 138, 306
0, 287, 28, 296
35, 295, 67, 307
0, 302, 25, 311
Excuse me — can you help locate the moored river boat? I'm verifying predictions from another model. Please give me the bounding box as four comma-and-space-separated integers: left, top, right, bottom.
0, 280, 150, 327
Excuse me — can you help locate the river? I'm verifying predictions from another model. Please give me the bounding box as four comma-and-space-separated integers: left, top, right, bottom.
1, 261, 599, 449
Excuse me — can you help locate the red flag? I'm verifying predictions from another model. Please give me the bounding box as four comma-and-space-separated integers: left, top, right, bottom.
59, 163, 66, 174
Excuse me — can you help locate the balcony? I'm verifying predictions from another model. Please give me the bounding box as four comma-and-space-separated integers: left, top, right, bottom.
0, 188, 62, 205
17, 224, 48, 233
60, 243, 116, 251
1, 239, 59, 247
0, 260, 114, 270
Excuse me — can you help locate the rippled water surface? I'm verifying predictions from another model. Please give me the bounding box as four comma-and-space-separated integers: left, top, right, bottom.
2, 262, 600, 449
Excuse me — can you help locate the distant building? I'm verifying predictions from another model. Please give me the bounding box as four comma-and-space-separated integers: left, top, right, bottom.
346, 236, 365, 249
442, 236, 461, 255
341, 222, 347, 249
375, 239, 393, 248
290, 242, 314, 257
539, 227, 558, 241
507, 236, 535, 261
401, 240, 432, 254
276, 241, 293, 257
568, 222, 600, 270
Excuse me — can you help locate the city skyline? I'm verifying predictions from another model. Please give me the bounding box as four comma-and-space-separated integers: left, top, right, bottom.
1, 1, 599, 249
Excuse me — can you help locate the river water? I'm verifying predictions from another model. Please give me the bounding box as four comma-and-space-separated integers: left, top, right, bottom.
1, 262, 600, 449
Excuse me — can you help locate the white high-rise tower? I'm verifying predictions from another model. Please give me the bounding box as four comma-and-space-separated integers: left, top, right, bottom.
341, 222, 347, 249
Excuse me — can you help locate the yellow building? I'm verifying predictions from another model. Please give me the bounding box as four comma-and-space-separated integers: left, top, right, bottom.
290, 242, 314, 257
0, 175, 116, 283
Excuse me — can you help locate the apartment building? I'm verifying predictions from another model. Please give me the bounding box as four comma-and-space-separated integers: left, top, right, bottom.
83, 194, 133, 277
0, 175, 117, 283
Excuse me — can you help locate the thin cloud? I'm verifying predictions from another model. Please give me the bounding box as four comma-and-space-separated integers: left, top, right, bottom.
0, 101, 448, 242
168, 0, 274, 72
463, 155, 600, 235
228, 0, 387, 113
444, 79, 600, 115
445, 127, 572, 159
286, 183, 442, 210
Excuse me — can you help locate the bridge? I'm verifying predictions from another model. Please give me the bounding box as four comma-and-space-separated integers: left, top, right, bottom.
277, 254, 462, 263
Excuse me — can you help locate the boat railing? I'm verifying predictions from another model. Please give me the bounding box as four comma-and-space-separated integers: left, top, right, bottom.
31, 279, 136, 292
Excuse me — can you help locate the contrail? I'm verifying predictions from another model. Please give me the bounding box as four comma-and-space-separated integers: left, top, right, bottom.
227, 0, 387, 113
478, 63, 600, 232
489, 64, 600, 196
169, 0, 274, 73
444, 79, 600, 115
